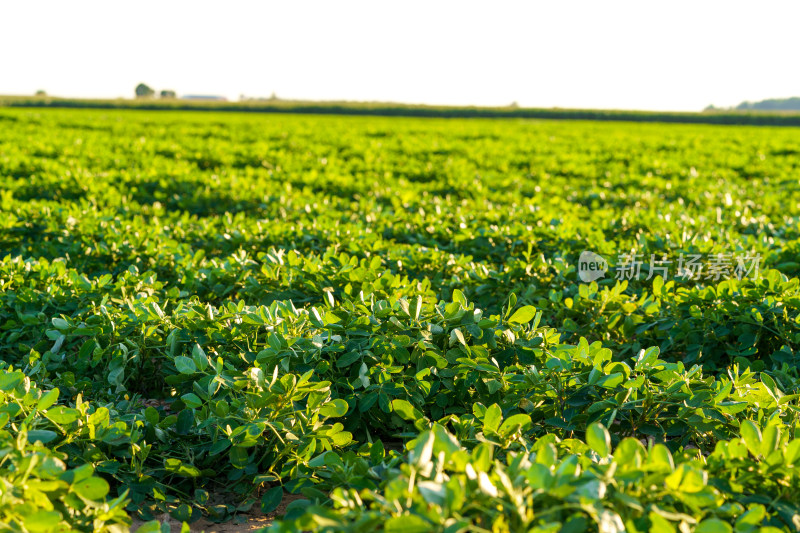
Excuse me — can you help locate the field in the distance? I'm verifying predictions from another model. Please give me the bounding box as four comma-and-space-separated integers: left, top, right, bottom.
1, 108, 799, 532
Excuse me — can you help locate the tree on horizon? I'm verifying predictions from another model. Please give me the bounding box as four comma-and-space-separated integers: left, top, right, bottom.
135, 83, 155, 98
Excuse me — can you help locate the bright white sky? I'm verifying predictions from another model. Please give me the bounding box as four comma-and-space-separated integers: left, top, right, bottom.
1, 1, 798, 111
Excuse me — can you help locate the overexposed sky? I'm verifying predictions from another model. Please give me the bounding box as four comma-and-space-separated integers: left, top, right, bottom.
1, 1, 798, 111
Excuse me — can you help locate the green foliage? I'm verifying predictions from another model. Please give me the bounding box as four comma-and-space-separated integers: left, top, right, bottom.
0, 108, 799, 531
270, 423, 800, 532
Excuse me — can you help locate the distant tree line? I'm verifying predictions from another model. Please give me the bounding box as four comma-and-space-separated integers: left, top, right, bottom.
135, 83, 176, 99
736, 97, 800, 111
5, 96, 800, 127
707, 97, 800, 112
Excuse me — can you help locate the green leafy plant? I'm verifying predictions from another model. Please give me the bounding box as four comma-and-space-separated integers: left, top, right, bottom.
0, 108, 799, 531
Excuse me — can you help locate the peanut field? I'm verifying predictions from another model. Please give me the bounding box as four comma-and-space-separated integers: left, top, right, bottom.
1, 108, 800, 532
